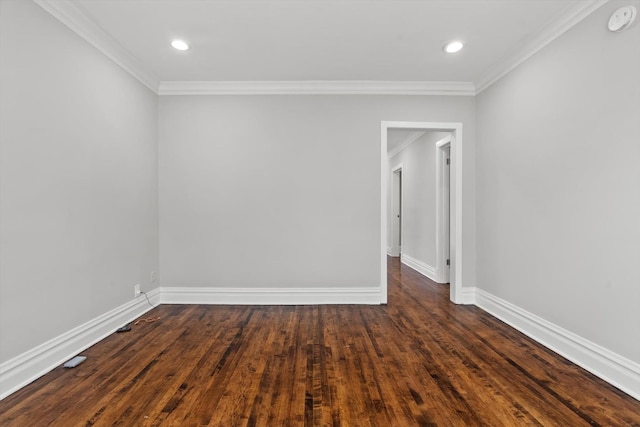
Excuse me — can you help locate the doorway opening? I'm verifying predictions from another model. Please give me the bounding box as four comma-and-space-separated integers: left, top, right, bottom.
380, 121, 464, 304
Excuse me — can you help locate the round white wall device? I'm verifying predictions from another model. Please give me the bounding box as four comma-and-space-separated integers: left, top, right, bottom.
608, 6, 637, 32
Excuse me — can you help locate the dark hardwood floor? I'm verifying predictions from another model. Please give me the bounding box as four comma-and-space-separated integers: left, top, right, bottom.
1, 257, 639, 426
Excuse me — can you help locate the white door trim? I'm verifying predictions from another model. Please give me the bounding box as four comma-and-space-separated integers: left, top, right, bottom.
381, 121, 464, 304
390, 163, 403, 257
435, 136, 452, 284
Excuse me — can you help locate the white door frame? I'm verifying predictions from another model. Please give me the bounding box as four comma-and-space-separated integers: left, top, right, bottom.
381, 121, 464, 304
435, 136, 451, 284
390, 163, 403, 257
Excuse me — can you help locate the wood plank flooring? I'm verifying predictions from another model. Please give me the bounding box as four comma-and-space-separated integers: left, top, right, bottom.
1, 257, 639, 426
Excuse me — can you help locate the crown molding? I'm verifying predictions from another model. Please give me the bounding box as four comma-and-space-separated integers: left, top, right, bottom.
34, 0, 606, 97
388, 131, 425, 158
33, 0, 160, 93
158, 80, 476, 96
475, 0, 610, 93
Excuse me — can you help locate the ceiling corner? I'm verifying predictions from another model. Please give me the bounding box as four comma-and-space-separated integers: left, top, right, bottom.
388, 131, 426, 158
475, 0, 610, 94
33, 0, 160, 94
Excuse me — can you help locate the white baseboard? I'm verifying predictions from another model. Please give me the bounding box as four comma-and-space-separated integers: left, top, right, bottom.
460, 287, 476, 305
159, 286, 382, 305
475, 288, 640, 401
400, 254, 438, 282
386, 246, 392, 256
0, 289, 160, 401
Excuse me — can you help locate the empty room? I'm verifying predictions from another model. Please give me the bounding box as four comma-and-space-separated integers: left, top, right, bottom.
0, 0, 639, 425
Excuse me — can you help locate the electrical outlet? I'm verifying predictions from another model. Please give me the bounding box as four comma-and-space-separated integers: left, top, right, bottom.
150, 271, 156, 283
134, 284, 141, 297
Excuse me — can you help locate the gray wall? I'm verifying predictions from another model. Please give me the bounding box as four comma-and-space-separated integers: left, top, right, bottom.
0, 1, 159, 362
3, 0, 637, 400
476, 0, 640, 363
159, 96, 476, 289
388, 132, 449, 269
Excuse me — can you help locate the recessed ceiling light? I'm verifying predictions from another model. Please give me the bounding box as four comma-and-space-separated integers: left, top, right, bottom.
171, 39, 190, 51
443, 41, 464, 54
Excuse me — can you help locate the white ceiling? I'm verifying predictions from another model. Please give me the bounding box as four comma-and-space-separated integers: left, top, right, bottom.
35, 0, 605, 93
